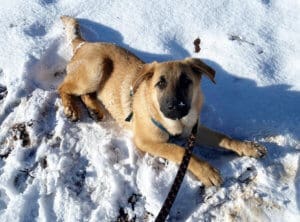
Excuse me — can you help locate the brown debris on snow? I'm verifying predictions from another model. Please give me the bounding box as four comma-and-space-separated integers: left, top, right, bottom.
193, 37, 201, 53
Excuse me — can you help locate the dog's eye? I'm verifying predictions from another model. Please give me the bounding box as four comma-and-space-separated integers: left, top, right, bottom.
156, 76, 167, 89
180, 74, 192, 87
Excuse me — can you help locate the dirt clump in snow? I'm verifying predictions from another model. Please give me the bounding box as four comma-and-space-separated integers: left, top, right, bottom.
193, 37, 201, 53
11, 122, 31, 147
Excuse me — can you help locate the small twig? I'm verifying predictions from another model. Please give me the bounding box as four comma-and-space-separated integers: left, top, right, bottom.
228, 34, 255, 46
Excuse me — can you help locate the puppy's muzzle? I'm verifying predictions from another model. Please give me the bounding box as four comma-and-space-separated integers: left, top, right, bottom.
161, 98, 190, 120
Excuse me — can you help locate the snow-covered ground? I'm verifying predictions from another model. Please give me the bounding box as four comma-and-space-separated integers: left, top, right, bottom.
0, 0, 299, 221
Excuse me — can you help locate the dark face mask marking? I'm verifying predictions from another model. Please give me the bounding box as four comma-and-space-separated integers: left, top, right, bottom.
158, 72, 192, 120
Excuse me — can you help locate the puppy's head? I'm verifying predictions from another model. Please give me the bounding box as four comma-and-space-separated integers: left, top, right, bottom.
133, 58, 215, 120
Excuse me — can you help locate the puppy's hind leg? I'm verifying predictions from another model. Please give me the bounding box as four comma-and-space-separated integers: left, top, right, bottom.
58, 58, 112, 121
58, 81, 81, 121
81, 93, 105, 121
58, 74, 101, 122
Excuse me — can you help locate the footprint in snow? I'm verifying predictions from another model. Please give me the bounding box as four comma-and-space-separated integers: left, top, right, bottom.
0, 188, 9, 211
39, 0, 57, 5
0, 84, 7, 101
14, 171, 29, 193
24, 21, 46, 37
261, 0, 270, 6
238, 166, 258, 183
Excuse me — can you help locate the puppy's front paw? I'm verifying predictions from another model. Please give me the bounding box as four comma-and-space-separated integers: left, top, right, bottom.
88, 109, 104, 122
195, 164, 223, 187
240, 141, 267, 158
64, 104, 79, 122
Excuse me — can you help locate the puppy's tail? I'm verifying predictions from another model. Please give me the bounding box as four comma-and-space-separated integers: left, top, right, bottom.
61, 16, 85, 52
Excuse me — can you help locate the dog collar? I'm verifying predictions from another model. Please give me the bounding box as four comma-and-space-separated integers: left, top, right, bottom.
151, 118, 170, 135
151, 117, 180, 141
125, 114, 179, 141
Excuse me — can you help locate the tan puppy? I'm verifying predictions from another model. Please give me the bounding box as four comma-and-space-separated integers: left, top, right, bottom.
58, 16, 266, 186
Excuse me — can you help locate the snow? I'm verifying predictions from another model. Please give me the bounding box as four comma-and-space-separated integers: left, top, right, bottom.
0, 0, 299, 221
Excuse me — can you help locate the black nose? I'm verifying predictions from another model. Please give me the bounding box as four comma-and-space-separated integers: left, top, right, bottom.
167, 99, 186, 110
168, 103, 177, 110
161, 98, 189, 120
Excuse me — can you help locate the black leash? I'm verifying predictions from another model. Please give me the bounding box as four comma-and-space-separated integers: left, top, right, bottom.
155, 122, 198, 222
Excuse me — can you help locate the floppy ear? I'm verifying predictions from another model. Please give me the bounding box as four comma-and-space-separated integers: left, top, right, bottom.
185, 58, 216, 84
132, 62, 156, 94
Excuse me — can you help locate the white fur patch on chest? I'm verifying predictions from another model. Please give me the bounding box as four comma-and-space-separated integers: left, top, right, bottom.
163, 107, 198, 137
